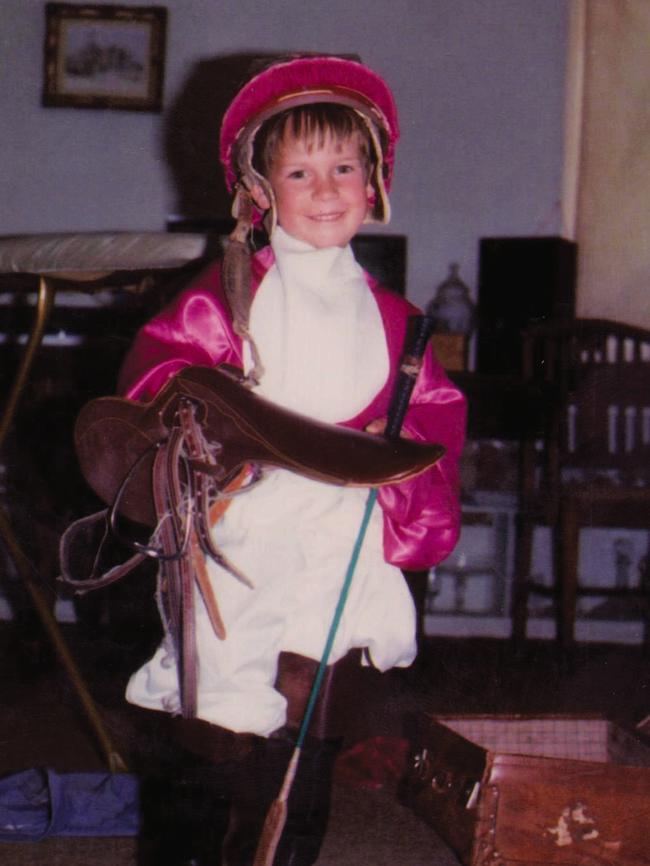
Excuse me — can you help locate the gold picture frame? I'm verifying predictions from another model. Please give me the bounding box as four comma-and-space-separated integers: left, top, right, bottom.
43, 3, 167, 112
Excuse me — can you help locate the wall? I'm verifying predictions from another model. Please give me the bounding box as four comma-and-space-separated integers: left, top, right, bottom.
0, 0, 569, 310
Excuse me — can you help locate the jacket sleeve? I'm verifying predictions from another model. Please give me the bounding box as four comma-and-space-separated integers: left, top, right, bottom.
377, 344, 466, 570
117, 261, 242, 401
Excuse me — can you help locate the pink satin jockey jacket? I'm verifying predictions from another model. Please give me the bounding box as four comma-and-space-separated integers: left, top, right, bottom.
118, 245, 467, 571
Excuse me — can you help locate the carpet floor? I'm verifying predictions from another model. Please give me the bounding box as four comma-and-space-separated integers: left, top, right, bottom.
1, 615, 649, 865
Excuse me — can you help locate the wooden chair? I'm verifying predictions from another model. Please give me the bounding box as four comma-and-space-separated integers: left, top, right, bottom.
511, 318, 650, 654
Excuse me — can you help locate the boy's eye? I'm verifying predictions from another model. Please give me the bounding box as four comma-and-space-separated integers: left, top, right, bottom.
287, 169, 307, 180
335, 164, 356, 175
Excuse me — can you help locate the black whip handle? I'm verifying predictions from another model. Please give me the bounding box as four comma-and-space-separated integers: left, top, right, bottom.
384, 314, 436, 442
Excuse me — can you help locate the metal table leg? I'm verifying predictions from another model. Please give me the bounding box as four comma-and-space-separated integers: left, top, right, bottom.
0, 276, 127, 772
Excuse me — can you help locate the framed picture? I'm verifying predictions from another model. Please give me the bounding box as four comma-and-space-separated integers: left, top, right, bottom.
43, 3, 167, 112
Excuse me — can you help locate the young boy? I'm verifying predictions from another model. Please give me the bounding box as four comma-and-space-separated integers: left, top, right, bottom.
119, 55, 466, 866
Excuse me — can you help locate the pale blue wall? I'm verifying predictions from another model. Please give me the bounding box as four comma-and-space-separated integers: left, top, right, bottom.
0, 0, 569, 309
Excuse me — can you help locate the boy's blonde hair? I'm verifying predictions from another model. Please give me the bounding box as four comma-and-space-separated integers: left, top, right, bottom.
252, 103, 375, 180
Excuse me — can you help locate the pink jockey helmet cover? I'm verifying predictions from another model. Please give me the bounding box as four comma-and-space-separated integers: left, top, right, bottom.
219, 54, 400, 225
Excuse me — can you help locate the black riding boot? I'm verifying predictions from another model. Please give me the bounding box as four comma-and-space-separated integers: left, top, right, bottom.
134, 713, 261, 866
137, 748, 234, 866
223, 729, 341, 866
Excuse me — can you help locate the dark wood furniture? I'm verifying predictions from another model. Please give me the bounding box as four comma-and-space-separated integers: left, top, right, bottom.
476, 236, 576, 377
447, 371, 544, 441
510, 318, 650, 654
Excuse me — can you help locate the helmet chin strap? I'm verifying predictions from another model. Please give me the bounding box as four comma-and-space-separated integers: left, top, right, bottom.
253, 178, 279, 238
359, 112, 391, 224
222, 185, 265, 385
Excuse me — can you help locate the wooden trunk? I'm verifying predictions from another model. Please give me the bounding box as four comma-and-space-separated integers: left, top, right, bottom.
400, 714, 650, 866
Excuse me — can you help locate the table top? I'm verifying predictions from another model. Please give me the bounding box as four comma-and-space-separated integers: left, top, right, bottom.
0, 232, 208, 285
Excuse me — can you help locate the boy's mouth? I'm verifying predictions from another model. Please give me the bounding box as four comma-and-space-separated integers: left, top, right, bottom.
309, 212, 344, 222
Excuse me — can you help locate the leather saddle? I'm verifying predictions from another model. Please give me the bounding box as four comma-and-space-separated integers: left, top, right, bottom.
75, 363, 445, 527
62, 363, 444, 719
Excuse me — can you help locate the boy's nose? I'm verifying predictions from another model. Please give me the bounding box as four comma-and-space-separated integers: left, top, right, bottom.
313, 174, 338, 198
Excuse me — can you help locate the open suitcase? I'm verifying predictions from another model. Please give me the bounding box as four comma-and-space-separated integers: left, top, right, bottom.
400, 714, 650, 866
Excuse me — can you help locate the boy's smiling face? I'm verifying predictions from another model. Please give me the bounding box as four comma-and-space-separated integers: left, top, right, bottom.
251, 130, 374, 249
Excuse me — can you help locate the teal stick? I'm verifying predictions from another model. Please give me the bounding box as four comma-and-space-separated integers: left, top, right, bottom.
294, 314, 435, 748
295, 486, 378, 749
254, 315, 436, 866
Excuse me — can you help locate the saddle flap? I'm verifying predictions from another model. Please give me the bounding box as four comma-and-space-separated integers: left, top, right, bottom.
74, 364, 445, 526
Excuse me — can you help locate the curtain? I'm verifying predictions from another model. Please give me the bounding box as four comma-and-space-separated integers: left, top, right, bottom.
568, 0, 650, 328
